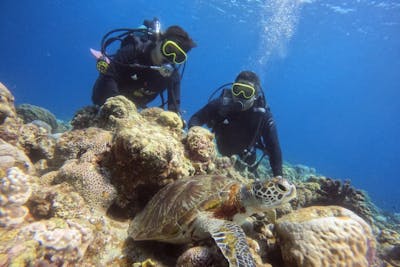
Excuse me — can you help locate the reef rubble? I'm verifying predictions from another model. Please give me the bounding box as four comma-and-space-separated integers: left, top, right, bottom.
0, 82, 399, 267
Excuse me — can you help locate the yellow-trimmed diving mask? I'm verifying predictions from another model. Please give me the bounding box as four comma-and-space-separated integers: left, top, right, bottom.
231, 82, 256, 99
161, 40, 187, 64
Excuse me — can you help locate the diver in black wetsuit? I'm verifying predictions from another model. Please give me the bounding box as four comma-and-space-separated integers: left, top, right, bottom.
91, 18, 196, 114
188, 71, 283, 177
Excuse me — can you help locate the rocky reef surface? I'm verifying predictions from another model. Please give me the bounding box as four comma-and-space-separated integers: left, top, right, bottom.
1, 81, 399, 267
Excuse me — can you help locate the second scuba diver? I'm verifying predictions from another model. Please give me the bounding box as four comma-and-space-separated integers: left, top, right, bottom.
91, 18, 196, 115
188, 71, 283, 177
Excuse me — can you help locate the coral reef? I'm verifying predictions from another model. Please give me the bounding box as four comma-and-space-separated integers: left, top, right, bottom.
0, 82, 399, 266
51, 127, 113, 167
275, 205, 378, 266
56, 160, 117, 210
0, 139, 35, 175
156, 110, 184, 130
70, 105, 99, 129
185, 126, 216, 162
16, 103, 69, 133
176, 246, 215, 267
0, 167, 32, 228
306, 177, 374, 223
0, 82, 16, 124
109, 118, 194, 213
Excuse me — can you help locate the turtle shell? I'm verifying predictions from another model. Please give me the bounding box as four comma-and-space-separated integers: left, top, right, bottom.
128, 175, 240, 243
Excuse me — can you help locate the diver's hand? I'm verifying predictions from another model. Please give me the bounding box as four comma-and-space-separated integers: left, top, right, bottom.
274, 175, 283, 180
181, 118, 187, 129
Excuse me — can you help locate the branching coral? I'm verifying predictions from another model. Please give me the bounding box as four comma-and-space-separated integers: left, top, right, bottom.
315, 178, 373, 222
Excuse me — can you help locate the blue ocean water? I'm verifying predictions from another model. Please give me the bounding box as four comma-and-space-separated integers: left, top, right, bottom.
0, 0, 399, 212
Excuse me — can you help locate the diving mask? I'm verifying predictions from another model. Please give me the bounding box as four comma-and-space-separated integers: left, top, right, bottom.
161, 40, 187, 64
231, 82, 256, 100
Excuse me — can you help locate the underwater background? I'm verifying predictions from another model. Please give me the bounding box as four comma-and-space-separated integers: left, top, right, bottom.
0, 0, 399, 213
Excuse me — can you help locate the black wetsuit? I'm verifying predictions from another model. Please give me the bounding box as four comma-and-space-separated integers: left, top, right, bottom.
189, 90, 283, 176
92, 35, 181, 113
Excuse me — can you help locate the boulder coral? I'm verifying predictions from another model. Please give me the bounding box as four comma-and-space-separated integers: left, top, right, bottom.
110, 123, 194, 212
275, 205, 378, 267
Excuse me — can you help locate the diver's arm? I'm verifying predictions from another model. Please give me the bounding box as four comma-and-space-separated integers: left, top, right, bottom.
167, 71, 181, 113
261, 110, 283, 176
188, 100, 219, 128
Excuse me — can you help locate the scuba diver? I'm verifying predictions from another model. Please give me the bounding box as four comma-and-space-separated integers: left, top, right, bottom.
188, 71, 283, 177
91, 18, 196, 114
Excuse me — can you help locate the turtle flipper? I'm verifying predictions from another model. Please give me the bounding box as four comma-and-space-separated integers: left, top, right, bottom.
207, 218, 256, 267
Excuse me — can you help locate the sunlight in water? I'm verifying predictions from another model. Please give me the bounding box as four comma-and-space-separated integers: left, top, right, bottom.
253, 0, 311, 70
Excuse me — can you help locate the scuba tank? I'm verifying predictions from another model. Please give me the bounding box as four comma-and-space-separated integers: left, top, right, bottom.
92, 17, 164, 75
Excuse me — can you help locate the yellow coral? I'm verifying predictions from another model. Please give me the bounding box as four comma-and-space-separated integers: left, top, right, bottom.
186, 126, 216, 162
133, 258, 156, 267
157, 110, 183, 129
0, 82, 16, 122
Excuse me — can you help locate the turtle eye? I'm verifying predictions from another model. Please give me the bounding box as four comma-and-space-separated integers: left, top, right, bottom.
276, 182, 289, 192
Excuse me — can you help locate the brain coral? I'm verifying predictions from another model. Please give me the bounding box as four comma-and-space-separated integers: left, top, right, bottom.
275, 205, 377, 267
156, 110, 183, 130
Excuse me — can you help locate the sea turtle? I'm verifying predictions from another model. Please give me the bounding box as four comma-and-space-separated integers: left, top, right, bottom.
128, 175, 297, 267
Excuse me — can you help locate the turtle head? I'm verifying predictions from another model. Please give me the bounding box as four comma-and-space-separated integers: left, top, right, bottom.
248, 177, 296, 210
